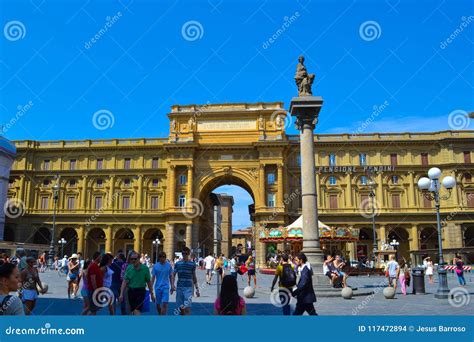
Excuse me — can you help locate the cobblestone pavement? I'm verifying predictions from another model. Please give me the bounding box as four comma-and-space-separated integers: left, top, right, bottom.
31, 268, 474, 315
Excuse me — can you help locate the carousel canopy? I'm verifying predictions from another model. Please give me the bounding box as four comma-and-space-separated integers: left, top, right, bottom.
259, 215, 359, 242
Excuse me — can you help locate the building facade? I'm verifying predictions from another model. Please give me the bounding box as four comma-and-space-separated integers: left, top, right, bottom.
5, 102, 474, 265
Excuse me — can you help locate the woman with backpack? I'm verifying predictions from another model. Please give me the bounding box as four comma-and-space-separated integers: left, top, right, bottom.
271, 254, 296, 315
214, 275, 246, 315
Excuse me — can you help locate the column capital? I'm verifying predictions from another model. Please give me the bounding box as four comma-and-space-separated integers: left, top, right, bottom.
187, 165, 193, 170
277, 163, 284, 169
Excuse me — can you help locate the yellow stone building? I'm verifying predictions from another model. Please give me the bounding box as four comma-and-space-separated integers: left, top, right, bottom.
5, 102, 474, 265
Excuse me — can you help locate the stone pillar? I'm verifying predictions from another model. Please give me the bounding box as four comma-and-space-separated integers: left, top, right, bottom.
290, 96, 324, 270
168, 166, 176, 208
255, 224, 266, 268
277, 163, 284, 208
187, 166, 193, 208
185, 223, 193, 248
345, 172, 352, 207
409, 224, 419, 265
192, 223, 199, 251
165, 223, 175, 257
76, 225, 85, 254
81, 176, 87, 210
376, 173, 383, 206
109, 176, 115, 212
105, 226, 113, 254
133, 225, 142, 253
259, 164, 265, 207
408, 172, 416, 207
137, 175, 143, 210
347, 241, 356, 261
378, 225, 386, 250
315, 172, 321, 207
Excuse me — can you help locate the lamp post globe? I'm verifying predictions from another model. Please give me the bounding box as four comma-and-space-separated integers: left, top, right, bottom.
442, 176, 456, 189
428, 167, 442, 180
417, 177, 431, 190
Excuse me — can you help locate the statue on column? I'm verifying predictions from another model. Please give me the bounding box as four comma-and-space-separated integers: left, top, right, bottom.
294, 55, 315, 97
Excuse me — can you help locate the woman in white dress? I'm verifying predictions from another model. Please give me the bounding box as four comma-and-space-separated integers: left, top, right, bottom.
424, 257, 434, 284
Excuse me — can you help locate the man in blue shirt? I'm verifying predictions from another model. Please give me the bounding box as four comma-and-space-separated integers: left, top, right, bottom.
151, 251, 174, 315
173, 247, 199, 315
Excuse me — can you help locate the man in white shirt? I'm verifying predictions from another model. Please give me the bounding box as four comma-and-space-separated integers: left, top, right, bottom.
203, 253, 215, 285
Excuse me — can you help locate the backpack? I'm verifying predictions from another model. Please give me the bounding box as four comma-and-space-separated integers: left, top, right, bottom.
280, 264, 296, 287
0, 295, 12, 316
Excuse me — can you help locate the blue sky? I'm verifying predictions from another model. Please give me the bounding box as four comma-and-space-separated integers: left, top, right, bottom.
1, 0, 473, 229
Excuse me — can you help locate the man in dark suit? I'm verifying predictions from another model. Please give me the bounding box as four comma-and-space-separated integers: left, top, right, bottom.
292, 252, 317, 315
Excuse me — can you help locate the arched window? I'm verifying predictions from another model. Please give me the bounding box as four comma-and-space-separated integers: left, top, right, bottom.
329, 176, 337, 185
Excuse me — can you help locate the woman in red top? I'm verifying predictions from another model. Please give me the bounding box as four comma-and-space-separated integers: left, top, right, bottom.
214, 275, 246, 315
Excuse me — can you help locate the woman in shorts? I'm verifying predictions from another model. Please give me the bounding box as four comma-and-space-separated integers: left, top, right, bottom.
80, 260, 91, 315
67, 254, 80, 299
20, 256, 44, 315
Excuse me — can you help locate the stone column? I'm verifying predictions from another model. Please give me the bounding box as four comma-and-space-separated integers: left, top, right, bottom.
105, 225, 113, 254
192, 223, 199, 251
409, 224, 419, 265
165, 223, 175, 257
187, 166, 193, 208
185, 223, 193, 250
290, 96, 324, 269
378, 225, 386, 249
109, 176, 115, 213
345, 172, 353, 207
408, 172, 416, 207
255, 224, 266, 268
259, 164, 265, 208
137, 175, 143, 210
277, 163, 284, 208
76, 225, 85, 254
133, 225, 142, 253
81, 176, 87, 210
168, 166, 176, 208
376, 172, 383, 206
315, 172, 321, 207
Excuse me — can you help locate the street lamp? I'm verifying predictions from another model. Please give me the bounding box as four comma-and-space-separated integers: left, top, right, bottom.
417, 167, 456, 299
58, 238, 67, 258
47, 177, 60, 268
152, 238, 161, 263
367, 176, 377, 265
389, 239, 399, 261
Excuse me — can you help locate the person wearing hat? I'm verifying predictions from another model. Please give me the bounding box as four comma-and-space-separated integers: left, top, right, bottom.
67, 254, 80, 299
20, 256, 44, 315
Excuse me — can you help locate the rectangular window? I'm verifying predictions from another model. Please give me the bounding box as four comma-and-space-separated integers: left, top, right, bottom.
464, 151, 471, 164
392, 194, 401, 208
423, 196, 432, 208
122, 196, 130, 210
360, 194, 369, 206
124, 158, 131, 169
329, 154, 336, 166
329, 194, 338, 209
392, 175, 399, 184
43, 160, 50, 170
360, 176, 367, 185
97, 159, 103, 169
359, 153, 367, 166
152, 158, 159, 169
467, 193, 474, 207
152, 179, 159, 187
96, 179, 103, 188
151, 196, 159, 209
329, 176, 337, 185
179, 174, 187, 185
41, 196, 49, 210
465, 173, 472, 182
178, 195, 186, 207
95, 196, 103, 210
390, 154, 398, 166
70, 159, 76, 170
267, 193, 275, 207
69, 179, 76, 187
124, 179, 130, 187
67, 196, 76, 210
267, 173, 275, 185
421, 153, 429, 166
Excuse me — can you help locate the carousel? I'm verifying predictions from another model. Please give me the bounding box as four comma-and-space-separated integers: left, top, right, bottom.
259, 215, 360, 266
